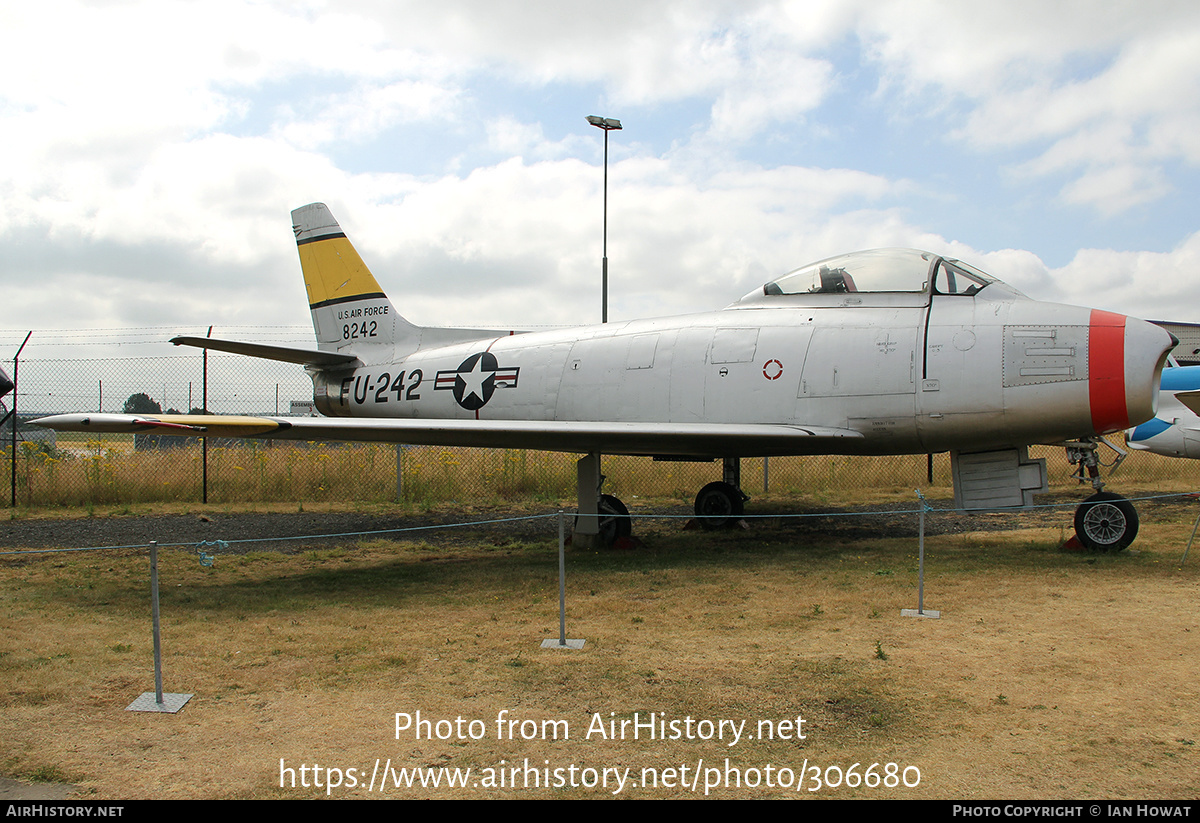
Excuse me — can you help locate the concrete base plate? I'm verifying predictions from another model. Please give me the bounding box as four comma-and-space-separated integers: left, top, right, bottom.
541, 639, 585, 649
127, 692, 193, 713
901, 609, 941, 619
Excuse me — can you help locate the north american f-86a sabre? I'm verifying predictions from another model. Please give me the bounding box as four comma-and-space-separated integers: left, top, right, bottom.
35, 203, 1175, 550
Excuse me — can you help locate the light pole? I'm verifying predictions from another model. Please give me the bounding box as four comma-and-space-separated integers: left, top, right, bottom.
586, 115, 621, 323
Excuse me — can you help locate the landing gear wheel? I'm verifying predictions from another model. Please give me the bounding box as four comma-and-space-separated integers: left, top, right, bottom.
597, 494, 631, 546
694, 481, 744, 530
1074, 491, 1139, 551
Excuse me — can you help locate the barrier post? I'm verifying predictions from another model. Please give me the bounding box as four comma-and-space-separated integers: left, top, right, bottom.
902, 490, 941, 619
127, 541, 194, 712
542, 511, 584, 649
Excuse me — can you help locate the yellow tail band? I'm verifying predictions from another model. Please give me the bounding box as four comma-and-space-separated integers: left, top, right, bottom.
293, 203, 388, 310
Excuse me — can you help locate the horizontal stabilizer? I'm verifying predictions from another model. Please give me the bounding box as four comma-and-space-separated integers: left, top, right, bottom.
33, 414, 864, 458
170, 336, 360, 368
1176, 390, 1200, 417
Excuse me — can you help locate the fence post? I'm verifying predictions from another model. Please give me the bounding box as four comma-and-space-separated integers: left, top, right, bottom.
395, 444, 403, 502
202, 326, 211, 504
9, 332, 31, 507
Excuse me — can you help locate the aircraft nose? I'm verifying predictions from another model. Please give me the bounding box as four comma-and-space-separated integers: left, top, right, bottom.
1088, 310, 1175, 434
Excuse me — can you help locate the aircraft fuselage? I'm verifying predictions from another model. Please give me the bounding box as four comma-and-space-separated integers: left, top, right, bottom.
311, 285, 1167, 459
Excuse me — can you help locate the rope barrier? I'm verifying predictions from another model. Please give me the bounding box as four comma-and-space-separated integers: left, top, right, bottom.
0, 490, 1195, 558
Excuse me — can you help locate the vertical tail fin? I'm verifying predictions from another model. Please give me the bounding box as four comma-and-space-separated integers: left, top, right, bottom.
292, 202, 524, 361
292, 202, 416, 359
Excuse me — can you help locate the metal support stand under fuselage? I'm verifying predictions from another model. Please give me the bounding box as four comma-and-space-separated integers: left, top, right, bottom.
573, 452, 601, 548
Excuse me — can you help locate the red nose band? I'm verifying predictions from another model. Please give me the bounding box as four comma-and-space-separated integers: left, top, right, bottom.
1089, 309, 1128, 433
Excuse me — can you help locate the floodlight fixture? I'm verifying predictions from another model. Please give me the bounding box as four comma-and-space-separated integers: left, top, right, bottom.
586, 115, 622, 322
586, 115, 623, 131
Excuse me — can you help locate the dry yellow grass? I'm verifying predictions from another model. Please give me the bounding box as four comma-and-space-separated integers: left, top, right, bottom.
7, 438, 1199, 511
2, 504, 1198, 799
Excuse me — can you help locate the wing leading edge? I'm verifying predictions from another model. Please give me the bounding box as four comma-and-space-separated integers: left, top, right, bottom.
32, 414, 864, 458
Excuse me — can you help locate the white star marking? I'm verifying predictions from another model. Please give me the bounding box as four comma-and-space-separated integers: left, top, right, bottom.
459, 356, 492, 404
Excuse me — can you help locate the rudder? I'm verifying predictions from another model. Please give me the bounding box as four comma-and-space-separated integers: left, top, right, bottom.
292, 202, 414, 357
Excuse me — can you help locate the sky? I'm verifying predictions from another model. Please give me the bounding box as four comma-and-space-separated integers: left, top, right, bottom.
3, 0, 1200, 369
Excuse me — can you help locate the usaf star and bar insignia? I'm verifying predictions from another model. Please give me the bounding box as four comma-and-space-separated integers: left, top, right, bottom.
434, 352, 520, 411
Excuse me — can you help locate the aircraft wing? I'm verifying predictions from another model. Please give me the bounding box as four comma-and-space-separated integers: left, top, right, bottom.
32, 413, 864, 458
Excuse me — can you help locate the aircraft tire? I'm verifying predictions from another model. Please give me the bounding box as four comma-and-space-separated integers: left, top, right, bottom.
694, 481, 744, 530
597, 494, 632, 546
1074, 491, 1139, 551
574, 495, 631, 546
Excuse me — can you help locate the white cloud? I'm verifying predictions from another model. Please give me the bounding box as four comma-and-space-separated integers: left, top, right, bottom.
1051, 232, 1200, 321
352, 0, 765, 104
2, 0, 1199, 344
325, 155, 915, 326
854, 1, 1200, 214
273, 81, 463, 147
708, 49, 833, 141
943, 231, 1200, 324
1057, 164, 1172, 215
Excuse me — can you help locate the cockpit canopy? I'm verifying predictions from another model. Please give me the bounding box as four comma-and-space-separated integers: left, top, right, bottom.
736, 248, 1011, 306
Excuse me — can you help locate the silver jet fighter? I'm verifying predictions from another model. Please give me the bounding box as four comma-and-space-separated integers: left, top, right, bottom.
36, 203, 1176, 549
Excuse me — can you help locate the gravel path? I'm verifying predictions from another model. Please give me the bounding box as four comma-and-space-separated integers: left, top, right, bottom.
4, 491, 1182, 555
0, 508, 563, 553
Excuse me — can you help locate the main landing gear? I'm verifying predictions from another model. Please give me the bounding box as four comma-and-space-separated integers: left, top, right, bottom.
694, 482, 744, 528
1065, 438, 1138, 551
574, 489, 632, 547
693, 457, 750, 530
596, 494, 632, 545
573, 453, 633, 548
573, 454, 751, 546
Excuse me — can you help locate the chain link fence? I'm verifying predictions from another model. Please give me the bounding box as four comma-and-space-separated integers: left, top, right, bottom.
3, 333, 1196, 510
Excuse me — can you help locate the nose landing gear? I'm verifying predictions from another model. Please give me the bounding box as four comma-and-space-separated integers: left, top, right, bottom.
1065, 438, 1138, 551
1074, 491, 1139, 551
